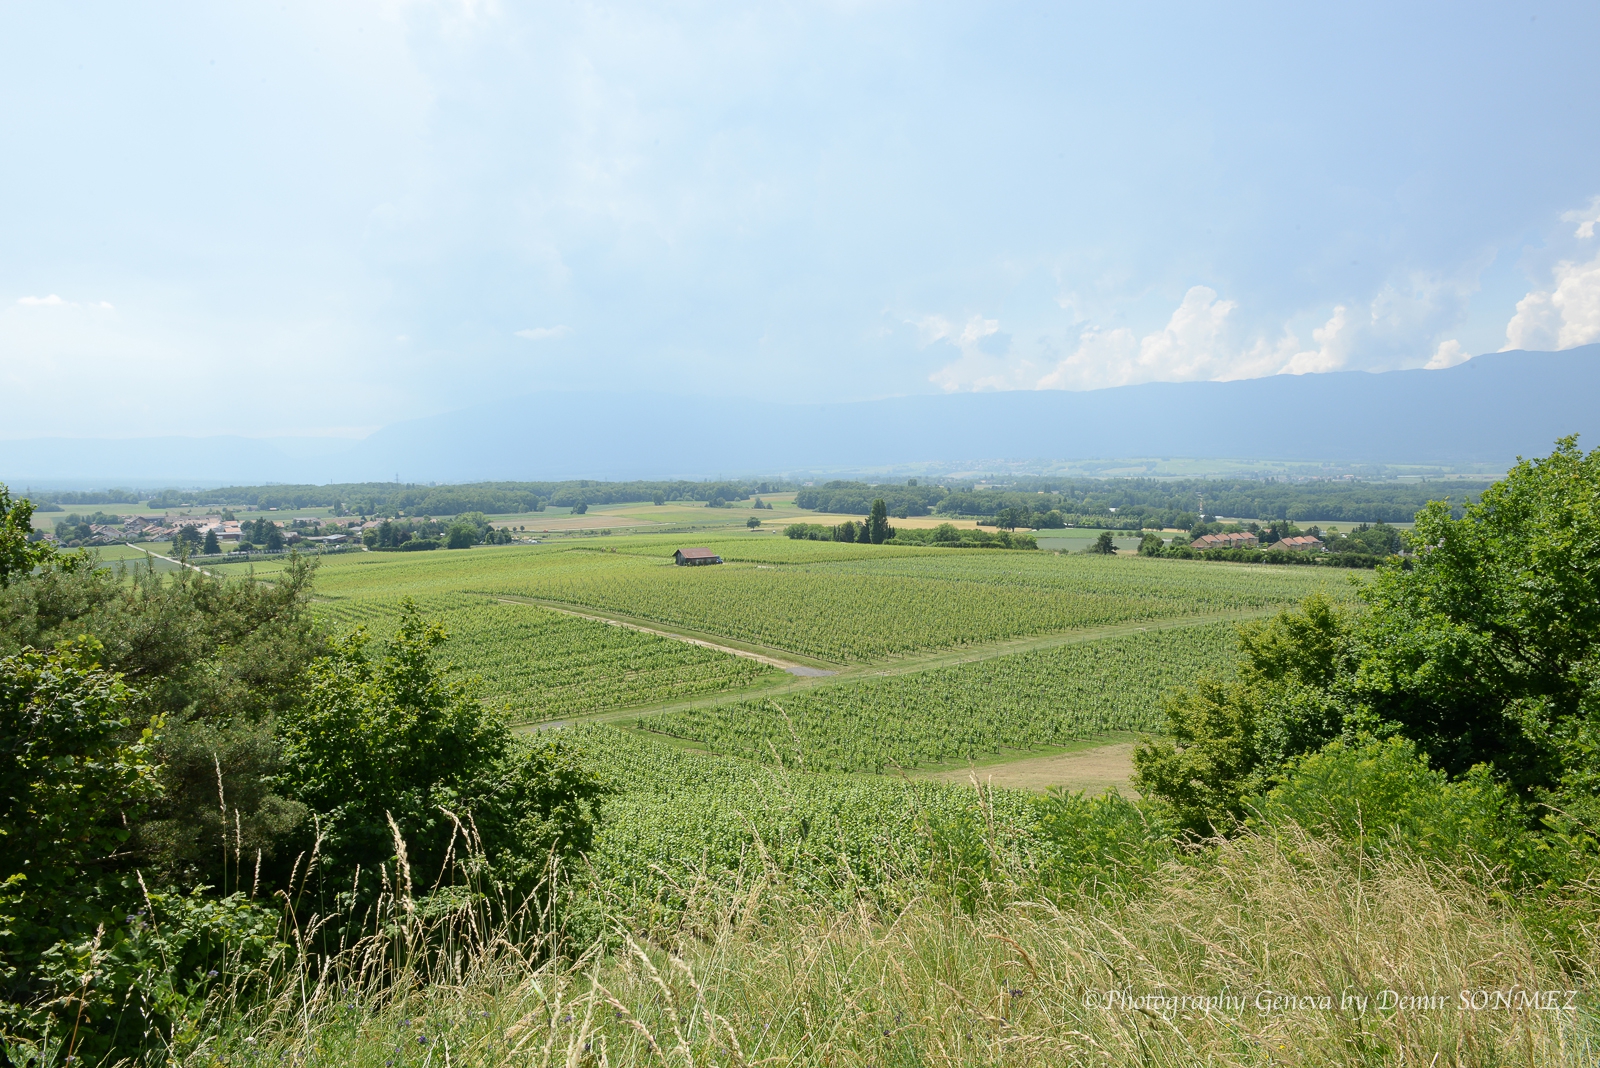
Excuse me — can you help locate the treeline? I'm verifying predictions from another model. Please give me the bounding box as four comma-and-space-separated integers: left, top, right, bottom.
28, 489, 144, 507
784, 520, 1036, 551
796, 477, 1487, 527
794, 481, 946, 516
363, 512, 515, 551
890, 524, 1037, 550
936, 478, 1486, 524
138, 479, 788, 516
1144, 544, 1387, 569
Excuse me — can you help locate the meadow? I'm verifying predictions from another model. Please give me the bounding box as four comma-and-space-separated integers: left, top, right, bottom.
642, 621, 1241, 771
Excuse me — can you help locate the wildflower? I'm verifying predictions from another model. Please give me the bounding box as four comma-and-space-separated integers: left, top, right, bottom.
208, 970, 219, 979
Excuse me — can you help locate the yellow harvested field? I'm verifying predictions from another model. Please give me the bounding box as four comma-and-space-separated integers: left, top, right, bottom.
501, 512, 657, 531
807, 512, 984, 530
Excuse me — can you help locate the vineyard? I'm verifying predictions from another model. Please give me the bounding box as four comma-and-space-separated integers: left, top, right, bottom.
642, 622, 1240, 771
512, 551, 1346, 662
222, 537, 1357, 663
314, 594, 781, 721
566, 724, 1039, 913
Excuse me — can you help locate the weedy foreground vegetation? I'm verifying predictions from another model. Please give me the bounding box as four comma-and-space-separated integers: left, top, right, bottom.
5, 440, 1600, 1065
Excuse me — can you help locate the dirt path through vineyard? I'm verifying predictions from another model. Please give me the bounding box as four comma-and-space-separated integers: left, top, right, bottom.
920, 741, 1138, 795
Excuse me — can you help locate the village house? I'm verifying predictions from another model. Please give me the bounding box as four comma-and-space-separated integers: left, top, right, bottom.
1269, 535, 1325, 552
1190, 531, 1260, 550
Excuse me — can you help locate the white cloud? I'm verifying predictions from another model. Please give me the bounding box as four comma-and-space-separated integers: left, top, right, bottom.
928, 277, 1482, 393
1029, 286, 1300, 391
1425, 338, 1471, 369
923, 315, 1025, 392
15, 294, 114, 310
1280, 306, 1351, 375
1130, 286, 1240, 380
1503, 252, 1600, 351
1564, 195, 1600, 240
515, 324, 572, 341
1503, 194, 1600, 352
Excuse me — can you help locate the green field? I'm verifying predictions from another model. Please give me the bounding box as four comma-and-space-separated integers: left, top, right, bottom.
314, 594, 783, 722
221, 537, 1353, 665
642, 621, 1239, 771
567, 723, 1038, 910
193, 532, 1361, 806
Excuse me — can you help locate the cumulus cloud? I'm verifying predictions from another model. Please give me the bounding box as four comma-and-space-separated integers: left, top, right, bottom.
943, 285, 1305, 392
515, 324, 572, 341
928, 275, 1479, 393
1278, 306, 1352, 375
1504, 252, 1600, 351
1425, 338, 1471, 369
1502, 194, 1600, 352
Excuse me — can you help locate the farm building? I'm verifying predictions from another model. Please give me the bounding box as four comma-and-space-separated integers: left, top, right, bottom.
673, 547, 723, 566
1268, 535, 1324, 552
1190, 531, 1260, 550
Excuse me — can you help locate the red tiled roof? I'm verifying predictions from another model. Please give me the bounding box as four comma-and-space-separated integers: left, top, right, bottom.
674, 547, 720, 560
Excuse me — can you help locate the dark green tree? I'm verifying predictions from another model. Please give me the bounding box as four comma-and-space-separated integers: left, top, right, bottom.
1, 553, 327, 888
171, 524, 203, 556
0, 643, 163, 1010
202, 528, 221, 554
1132, 595, 1351, 831
1091, 531, 1116, 554
868, 498, 891, 544
1134, 437, 1600, 827
276, 602, 606, 896
0, 485, 55, 587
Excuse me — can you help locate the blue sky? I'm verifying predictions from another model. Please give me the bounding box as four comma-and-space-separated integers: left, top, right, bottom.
3, 1, 1599, 439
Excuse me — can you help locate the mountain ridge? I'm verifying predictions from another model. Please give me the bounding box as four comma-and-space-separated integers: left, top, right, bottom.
5, 346, 1597, 484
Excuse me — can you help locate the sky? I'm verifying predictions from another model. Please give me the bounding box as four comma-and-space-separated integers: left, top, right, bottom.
2, 1, 1599, 440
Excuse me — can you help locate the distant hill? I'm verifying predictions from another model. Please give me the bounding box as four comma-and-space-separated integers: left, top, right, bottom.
5, 345, 1598, 483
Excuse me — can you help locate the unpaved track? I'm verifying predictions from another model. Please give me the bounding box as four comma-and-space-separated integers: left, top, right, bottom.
494, 598, 835, 677
508, 608, 1269, 730
921, 742, 1139, 795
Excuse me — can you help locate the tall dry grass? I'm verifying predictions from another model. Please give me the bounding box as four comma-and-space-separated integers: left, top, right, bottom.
180, 823, 1599, 1068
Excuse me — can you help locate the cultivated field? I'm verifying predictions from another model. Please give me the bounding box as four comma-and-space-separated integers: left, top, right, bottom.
315, 594, 785, 721
202, 534, 1368, 811
640, 621, 1240, 771
230, 538, 1348, 667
